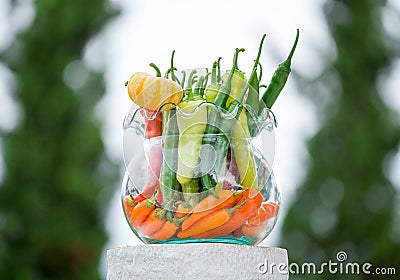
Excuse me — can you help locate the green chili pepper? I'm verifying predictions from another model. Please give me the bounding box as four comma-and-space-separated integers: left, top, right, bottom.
222, 69, 247, 107
160, 109, 179, 204
204, 61, 220, 102
245, 34, 266, 136
213, 48, 245, 109
245, 34, 266, 113
193, 75, 205, 97
259, 29, 299, 111
210, 83, 249, 190
200, 49, 245, 192
160, 53, 182, 205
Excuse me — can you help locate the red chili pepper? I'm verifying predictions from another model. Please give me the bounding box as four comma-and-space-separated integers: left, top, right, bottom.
133, 184, 163, 205
135, 109, 163, 201
142, 138, 162, 198
141, 109, 162, 139
134, 193, 147, 203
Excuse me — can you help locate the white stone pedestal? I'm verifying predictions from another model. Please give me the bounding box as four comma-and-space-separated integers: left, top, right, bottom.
107, 244, 288, 280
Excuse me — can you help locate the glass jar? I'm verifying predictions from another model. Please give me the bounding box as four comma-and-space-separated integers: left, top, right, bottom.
121, 101, 280, 245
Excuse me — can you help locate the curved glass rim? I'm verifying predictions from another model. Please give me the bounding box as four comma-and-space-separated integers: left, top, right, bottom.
123, 102, 277, 133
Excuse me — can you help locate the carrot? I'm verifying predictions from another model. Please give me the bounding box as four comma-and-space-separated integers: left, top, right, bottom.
139, 209, 166, 237
181, 190, 240, 231
123, 194, 137, 219
129, 200, 154, 229
148, 220, 178, 240
192, 189, 263, 239
177, 200, 246, 239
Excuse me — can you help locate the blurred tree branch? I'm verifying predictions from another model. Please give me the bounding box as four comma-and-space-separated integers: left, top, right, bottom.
281, 0, 400, 279
0, 0, 119, 279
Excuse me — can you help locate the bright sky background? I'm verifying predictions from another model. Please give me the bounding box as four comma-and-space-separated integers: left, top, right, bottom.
1, 0, 400, 275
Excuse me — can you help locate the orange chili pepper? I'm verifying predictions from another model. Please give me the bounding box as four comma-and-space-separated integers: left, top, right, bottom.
129, 200, 154, 229
193, 189, 262, 239
248, 202, 279, 226
241, 223, 267, 238
139, 209, 166, 237
148, 220, 178, 240
181, 190, 241, 231
177, 200, 246, 239
175, 203, 193, 218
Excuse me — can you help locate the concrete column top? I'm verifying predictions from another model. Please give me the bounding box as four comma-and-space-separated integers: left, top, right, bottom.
107, 244, 288, 280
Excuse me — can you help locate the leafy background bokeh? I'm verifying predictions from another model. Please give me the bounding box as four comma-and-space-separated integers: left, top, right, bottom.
0, 0, 399, 279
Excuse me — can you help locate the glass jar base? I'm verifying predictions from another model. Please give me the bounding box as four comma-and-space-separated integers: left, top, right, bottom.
143, 235, 256, 245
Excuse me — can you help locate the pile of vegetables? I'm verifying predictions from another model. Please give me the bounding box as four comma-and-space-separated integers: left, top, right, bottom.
123, 30, 299, 242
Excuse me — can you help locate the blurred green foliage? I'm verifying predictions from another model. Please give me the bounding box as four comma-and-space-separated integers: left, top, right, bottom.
0, 1, 118, 279
281, 0, 400, 279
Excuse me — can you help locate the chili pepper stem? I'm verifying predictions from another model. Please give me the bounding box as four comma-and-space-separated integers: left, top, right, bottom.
173, 215, 190, 227
226, 198, 247, 216
180, 70, 186, 88
155, 208, 166, 220
166, 210, 173, 223
127, 194, 137, 207
186, 70, 198, 100
257, 61, 263, 81
169, 50, 177, 82
145, 199, 156, 209
211, 61, 217, 84
217, 57, 222, 82
149, 63, 161, 77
